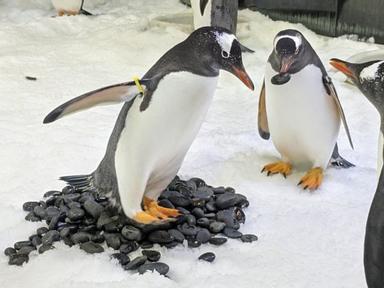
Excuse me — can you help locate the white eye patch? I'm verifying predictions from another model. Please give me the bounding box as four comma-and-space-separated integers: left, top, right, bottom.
214, 31, 236, 57
274, 35, 302, 52
361, 61, 384, 80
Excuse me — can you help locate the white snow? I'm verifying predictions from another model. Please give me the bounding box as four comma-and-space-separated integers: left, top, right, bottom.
0, 1, 383, 288
361, 60, 384, 80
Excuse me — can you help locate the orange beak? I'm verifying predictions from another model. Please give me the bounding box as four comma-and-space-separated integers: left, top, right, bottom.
232, 66, 255, 91
330, 58, 357, 80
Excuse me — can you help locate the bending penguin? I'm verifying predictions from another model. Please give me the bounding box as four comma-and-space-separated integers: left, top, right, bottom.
51, 0, 92, 16
44, 26, 254, 224
258, 29, 354, 190
330, 58, 384, 288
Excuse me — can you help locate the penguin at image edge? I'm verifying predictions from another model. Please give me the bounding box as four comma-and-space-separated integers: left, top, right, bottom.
51, 0, 92, 16
43, 26, 254, 225
330, 58, 384, 288
258, 29, 354, 190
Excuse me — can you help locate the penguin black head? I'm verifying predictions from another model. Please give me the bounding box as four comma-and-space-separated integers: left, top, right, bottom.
269, 29, 313, 85
330, 58, 384, 115
184, 26, 254, 90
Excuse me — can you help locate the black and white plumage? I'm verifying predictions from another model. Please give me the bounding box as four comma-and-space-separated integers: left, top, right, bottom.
51, 0, 92, 16
44, 26, 254, 224
330, 58, 384, 288
258, 29, 353, 190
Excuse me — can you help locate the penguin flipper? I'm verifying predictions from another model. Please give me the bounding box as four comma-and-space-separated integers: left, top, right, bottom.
200, 0, 209, 15
60, 174, 92, 191
80, 9, 92, 16
323, 76, 354, 149
43, 80, 149, 124
258, 79, 270, 140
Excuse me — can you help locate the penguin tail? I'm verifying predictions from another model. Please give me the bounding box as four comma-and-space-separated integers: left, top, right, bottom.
60, 174, 93, 191
330, 155, 355, 169
80, 9, 92, 16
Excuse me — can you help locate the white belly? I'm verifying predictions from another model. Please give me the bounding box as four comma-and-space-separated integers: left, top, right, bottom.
191, 0, 212, 30
378, 132, 383, 178
115, 72, 218, 217
51, 0, 82, 12
265, 63, 340, 169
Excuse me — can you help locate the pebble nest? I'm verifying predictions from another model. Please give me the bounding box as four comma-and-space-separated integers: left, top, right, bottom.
5, 176, 258, 275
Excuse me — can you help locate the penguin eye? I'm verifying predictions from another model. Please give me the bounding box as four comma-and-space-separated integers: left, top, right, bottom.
221, 50, 230, 59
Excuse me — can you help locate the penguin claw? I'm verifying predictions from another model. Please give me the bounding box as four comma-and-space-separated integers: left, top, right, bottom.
262, 161, 292, 178
298, 167, 323, 191
143, 196, 180, 220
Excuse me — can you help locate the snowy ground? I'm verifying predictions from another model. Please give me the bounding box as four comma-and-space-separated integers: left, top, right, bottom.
0, 1, 382, 287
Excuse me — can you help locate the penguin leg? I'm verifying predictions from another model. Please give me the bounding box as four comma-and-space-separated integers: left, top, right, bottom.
261, 161, 292, 178
57, 10, 65, 16
298, 167, 324, 190
143, 197, 180, 219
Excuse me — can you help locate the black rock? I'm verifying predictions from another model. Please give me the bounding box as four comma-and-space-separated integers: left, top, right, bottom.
44, 190, 61, 198
30, 235, 42, 247
22, 201, 40, 212
205, 201, 217, 212
14, 241, 32, 250
67, 207, 85, 221
48, 215, 61, 230
209, 221, 226, 233
223, 227, 242, 239
198, 252, 216, 262
215, 193, 239, 209
96, 212, 114, 229
91, 232, 105, 244
121, 226, 142, 241
120, 242, 139, 254
168, 229, 185, 243
62, 186, 75, 194
45, 197, 57, 207
9, 254, 28, 266
138, 262, 169, 275
190, 177, 206, 188
18, 245, 36, 255
196, 217, 210, 228
36, 227, 49, 236
33, 205, 46, 219
225, 187, 236, 194
216, 208, 240, 229
234, 207, 246, 223
192, 207, 205, 219
104, 233, 121, 250
241, 234, 258, 243
83, 217, 96, 226
196, 228, 211, 243
191, 198, 205, 208
71, 232, 91, 244
142, 250, 161, 262
157, 199, 174, 209
186, 214, 196, 226
42, 230, 60, 245
164, 241, 179, 249
168, 193, 191, 207
140, 241, 154, 249
176, 207, 190, 215
148, 230, 174, 244
208, 237, 227, 246
62, 237, 74, 247
45, 206, 60, 221
80, 242, 104, 254
103, 221, 121, 233
204, 213, 216, 219
83, 199, 104, 219
124, 256, 147, 270
212, 186, 226, 194
38, 244, 54, 254
177, 223, 199, 236
188, 239, 201, 248
111, 253, 130, 265
185, 180, 197, 192
4, 247, 16, 256
25, 212, 40, 222
67, 202, 81, 209
63, 193, 81, 203
194, 186, 214, 201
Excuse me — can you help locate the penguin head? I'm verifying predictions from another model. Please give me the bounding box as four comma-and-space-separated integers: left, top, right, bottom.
330, 58, 384, 113
188, 26, 254, 90
270, 29, 311, 85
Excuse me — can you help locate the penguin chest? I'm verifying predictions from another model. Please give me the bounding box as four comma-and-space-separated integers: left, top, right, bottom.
265, 64, 340, 168
51, 0, 82, 13
114, 72, 218, 214
378, 132, 383, 178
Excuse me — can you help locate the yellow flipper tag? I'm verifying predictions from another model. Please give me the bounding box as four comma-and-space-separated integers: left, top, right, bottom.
133, 76, 144, 95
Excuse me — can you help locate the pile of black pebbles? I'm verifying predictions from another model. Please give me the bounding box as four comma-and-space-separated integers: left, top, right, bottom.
4, 176, 257, 275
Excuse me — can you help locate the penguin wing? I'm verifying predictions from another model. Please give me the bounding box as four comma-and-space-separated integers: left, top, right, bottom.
258, 79, 270, 140
323, 76, 354, 149
200, 0, 209, 15
43, 80, 149, 124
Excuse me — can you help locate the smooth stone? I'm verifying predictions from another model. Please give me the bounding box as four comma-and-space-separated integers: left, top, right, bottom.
186, 214, 196, 226
25, 212, 40, 222
215, 193, 239, 209
67, 202, 81, 209
205, 201, 217, 212
140, 241, 154, 249
142, 250, 161, 262
168, 193, 191, 207
168, 229, 185, 243
223, 227, 242, 239
33, 206, 46, 219
186, 180, 197, 192
148, 231, 174, 244
188, 239, 201, 248
30, 235, 42, 247
38, 244, 54, 254
216, 208, 240, 229
4, 247, 16, 256
59, 227, 71, 238
124, 256, 147, 270
14, 241, 32, 250
80, 242, 104, 254
18, 246, 36, 255
212, 186, 226, 194
45, 197, 57, 207
192, 207, 205, 219
121, 226, 142, 241
71, 232, 91, 244
120, 242, 139, 254
196, 217, 210, 228
138, 262, 169, 275
111, 253, 130, 265
209, 221, 226, 233
159, 190, 182, 199
176, 207, 190, 215
23, 201, 40, 212
36, 227, 49, 236
83, 199, 104, 219
208, 237, 227, 246
241, 234, 258, 243
225, 187, 236, 193
198, 252, 216, 262
190, 177, 206, 188
83, 217, 96, 226
103, 221, 121, 233
9, 254, 28, 266
62, 237, 74, 247
48, 215, 60, 230
190, 198, 205, 208
196, 228, 211, 243
204, 213, 216, 219
67, 207, 85, 221
157, 199, 174, 209
193, 186, 214, 201
62, 186, 75, 194
177, 223, 199, 236
91, 232, 105, 244
63, 193, 81, 203
164, 241, 179, 249
104, 233, 121, 250
42, 230, 60, 245
45, 206, 60, 220
234, 207, 246, 223
96, 212, 114, 229
44, 190, 61, 198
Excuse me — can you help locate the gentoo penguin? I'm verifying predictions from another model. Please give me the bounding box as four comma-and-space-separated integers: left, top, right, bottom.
258, 29, 354, 190
51, 0, 92, 16
43, 26, 254, 224
330, 58, 384, 287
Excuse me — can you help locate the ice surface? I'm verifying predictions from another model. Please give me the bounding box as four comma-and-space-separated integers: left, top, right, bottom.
0, 0, 383, 287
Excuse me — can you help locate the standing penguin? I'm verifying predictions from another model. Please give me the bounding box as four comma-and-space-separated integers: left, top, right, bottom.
330, 58, 384, 288
44, 26, 254, 224
51, 0, 92, 16
258, 29, 353, 190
